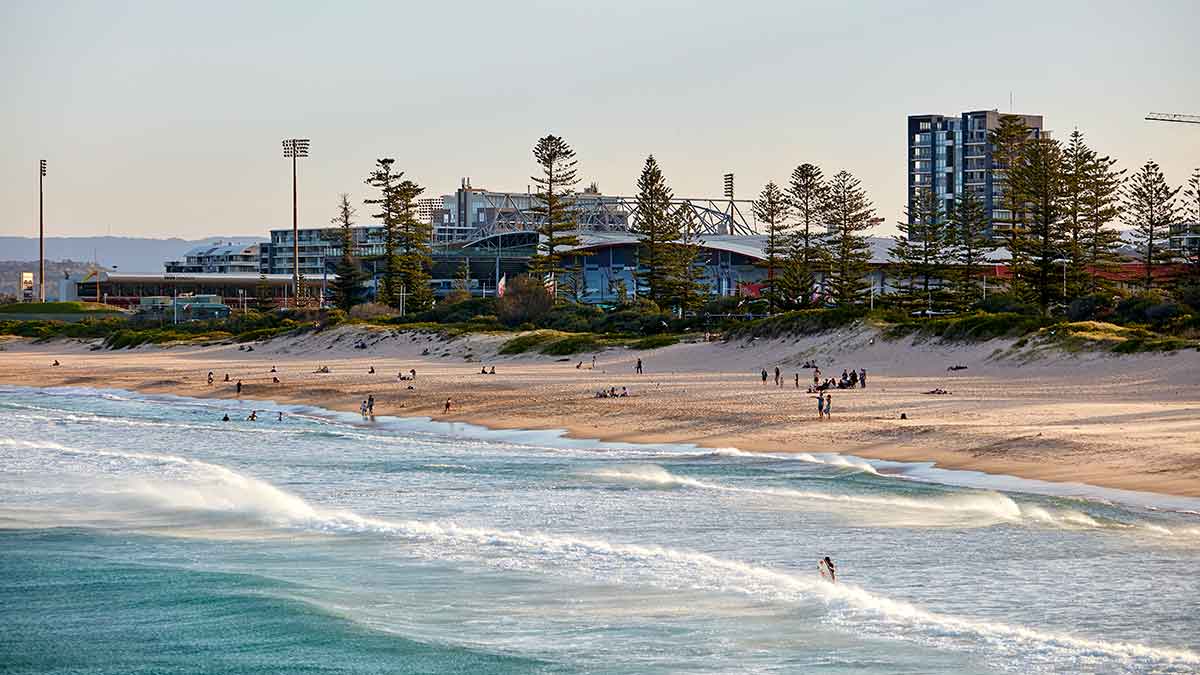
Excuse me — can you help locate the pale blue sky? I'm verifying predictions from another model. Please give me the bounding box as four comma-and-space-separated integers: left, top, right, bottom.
2, 0, 1197, 239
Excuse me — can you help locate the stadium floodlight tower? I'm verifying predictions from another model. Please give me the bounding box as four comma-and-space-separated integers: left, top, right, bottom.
282, 138, 310, 307
38, 159, 46, 301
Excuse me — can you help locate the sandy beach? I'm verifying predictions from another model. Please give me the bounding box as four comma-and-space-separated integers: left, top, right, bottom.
2, 325, 1198, 498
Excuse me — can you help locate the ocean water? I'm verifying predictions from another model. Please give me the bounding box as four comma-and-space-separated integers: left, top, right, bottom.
1, 386, 1198, 674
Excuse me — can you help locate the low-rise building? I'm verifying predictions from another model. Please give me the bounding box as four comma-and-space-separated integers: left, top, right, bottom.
165, 242, 260, 274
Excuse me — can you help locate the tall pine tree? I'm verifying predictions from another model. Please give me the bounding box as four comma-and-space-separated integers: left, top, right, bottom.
329, 193, 368, 312
364, 159, 404, 308
751, 182, 792, 313
631, 155, 679, 305
783, 163, 827, 308
1081, 142, 1125, 294
393, 178, 434, 312
1061, 129, 1096, 299
1008, 137, 1067, 314
890, 188, 951, 313
947, 189, 996, 309
528, 135, 582, 296
989, 115, 1034, 298
1122, 160, 1181, 291
821, 170, 877, 306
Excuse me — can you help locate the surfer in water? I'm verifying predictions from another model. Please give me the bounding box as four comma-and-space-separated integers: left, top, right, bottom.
819, 556, 837, 583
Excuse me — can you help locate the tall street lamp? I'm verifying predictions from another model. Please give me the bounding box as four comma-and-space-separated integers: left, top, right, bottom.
39, 159, 46, 302
282, 138, 310, 308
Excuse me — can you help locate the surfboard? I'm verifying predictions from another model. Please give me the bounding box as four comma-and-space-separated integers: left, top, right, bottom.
818, 559, 835, 583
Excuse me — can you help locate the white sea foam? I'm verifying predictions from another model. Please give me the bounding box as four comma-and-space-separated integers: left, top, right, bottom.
580, 463, 1200, 537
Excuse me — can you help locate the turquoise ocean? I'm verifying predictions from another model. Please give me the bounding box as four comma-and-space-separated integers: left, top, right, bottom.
1, 386, 1198, 674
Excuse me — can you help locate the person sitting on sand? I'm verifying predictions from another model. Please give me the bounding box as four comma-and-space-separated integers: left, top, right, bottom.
270, 365, 277, 373
368, 366, 375, 374
272, 376, 280, 384
52, 359, 60, 367
620, 386, 629, 397
849, 369, 858, 387
481, 366, 488, 375
207, 371, 214, 385
246, 410, 257, 421
410, 368, 416, 380
489, 366, 495, 375
576, 361, 582, 369
224, 373, 231, 382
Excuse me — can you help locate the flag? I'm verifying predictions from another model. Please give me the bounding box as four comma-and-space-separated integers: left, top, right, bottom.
497, 274, 507, 297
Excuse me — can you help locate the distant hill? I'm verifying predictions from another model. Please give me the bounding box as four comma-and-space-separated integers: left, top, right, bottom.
0, 235, 264, 274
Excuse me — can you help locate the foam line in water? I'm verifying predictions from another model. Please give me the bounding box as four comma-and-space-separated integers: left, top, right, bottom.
580, 464, 1200, 538
7, 441, 1197, 670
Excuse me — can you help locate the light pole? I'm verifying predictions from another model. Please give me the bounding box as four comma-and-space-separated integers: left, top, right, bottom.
38, 160, 46, 302
1052, 258, 1068, 298
282, 138, 310, 308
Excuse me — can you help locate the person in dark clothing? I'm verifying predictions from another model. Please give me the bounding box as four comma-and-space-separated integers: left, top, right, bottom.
235, 380, 243, 395
635, 358, 643, 375
761, 369, 768, 384
774, 366, 781, 386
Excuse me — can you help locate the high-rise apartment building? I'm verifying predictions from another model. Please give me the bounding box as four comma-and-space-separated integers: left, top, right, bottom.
907, 110, 1045, 236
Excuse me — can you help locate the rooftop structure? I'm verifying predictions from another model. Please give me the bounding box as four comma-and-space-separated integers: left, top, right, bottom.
165, 242, 260, 274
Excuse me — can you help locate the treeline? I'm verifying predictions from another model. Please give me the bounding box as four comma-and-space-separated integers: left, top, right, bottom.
316, 124, 1199, 331
890, 118, 1200, 317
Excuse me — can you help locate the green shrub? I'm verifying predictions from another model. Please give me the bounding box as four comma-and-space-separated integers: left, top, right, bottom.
728, 307, 866, 340
541, 334, 601, 356
631, 334, 679, 350
498, 331, 559, 355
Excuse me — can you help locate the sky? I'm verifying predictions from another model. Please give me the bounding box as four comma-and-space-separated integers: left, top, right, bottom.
2, 0, 1198, 240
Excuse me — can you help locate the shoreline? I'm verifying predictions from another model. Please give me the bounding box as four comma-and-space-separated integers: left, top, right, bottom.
12, 382, 1200, 515
2, 326, 1199, 499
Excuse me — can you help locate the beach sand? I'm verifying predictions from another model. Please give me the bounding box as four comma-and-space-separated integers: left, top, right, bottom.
2, 324, 1198, 497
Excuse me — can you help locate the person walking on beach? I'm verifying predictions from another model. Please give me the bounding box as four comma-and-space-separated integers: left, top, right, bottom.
774, 366, 781, 386
360, 400, 368, 417
444, 397, 452, 413
591, 355, 596, 369
812, 393, 825, 419
367, 394, 375, 415
859, 368, 867, 388
235, 380, 243, 396
635, 358, 643, 375
824, 393, 832, 419
794, 372, 800, 389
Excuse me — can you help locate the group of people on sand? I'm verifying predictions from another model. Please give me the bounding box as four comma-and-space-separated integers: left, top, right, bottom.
478, 365, 497, 375
595, 386, 630, 398
808, 366, 866, 393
